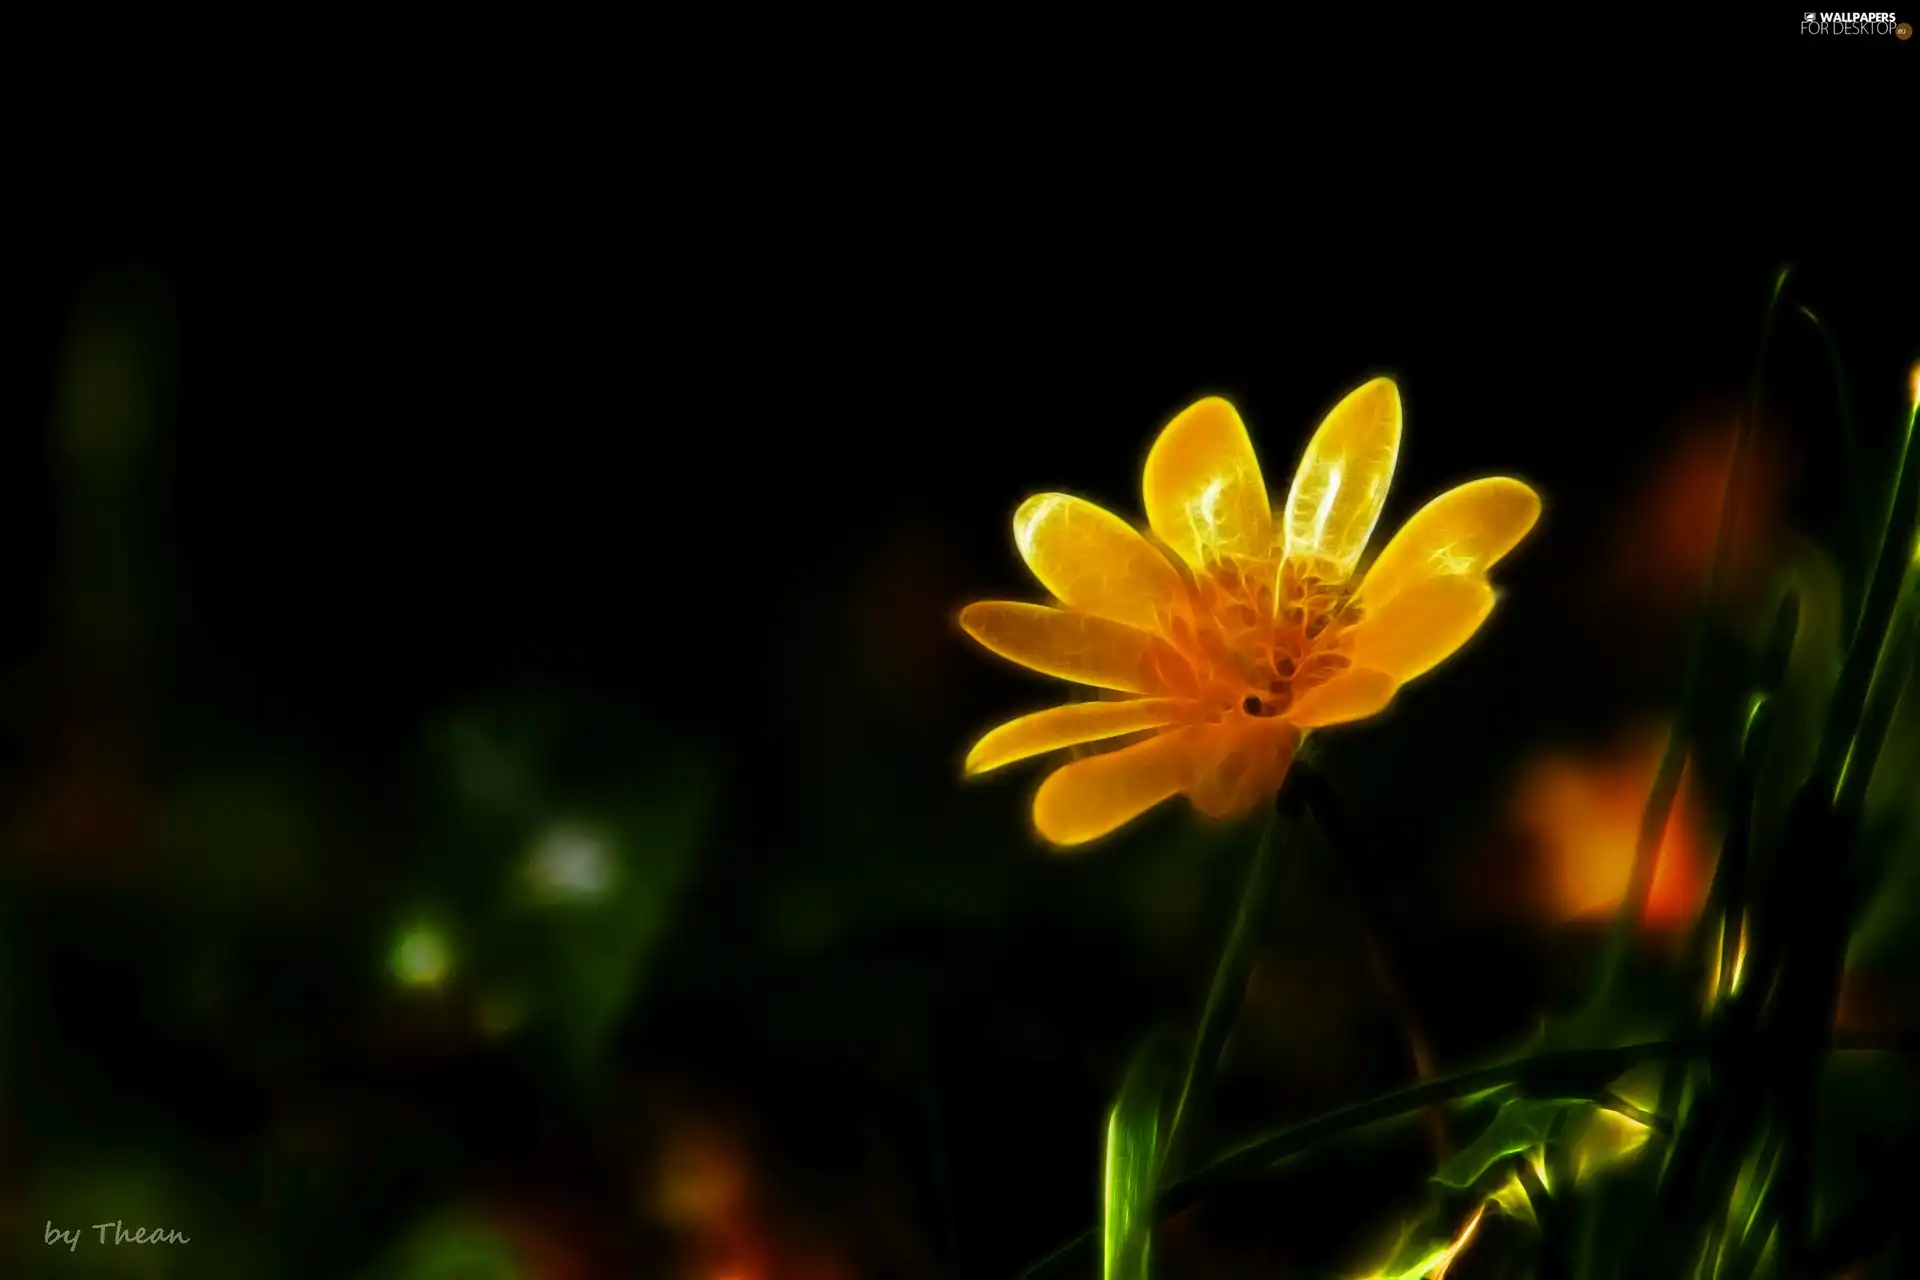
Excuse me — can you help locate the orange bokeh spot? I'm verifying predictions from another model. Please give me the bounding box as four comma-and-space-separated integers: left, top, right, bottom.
1607, 412, 1785, 622
1510, 729, 1710, 929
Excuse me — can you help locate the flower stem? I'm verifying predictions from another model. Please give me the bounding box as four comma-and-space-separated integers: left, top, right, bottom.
1159, 793, 1295, 1181
1293, 762, 1446, 1161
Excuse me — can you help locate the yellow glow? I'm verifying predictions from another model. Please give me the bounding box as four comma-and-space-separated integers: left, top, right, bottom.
1284, 378, 1402, 579
1730, 918, 1749, 995
1909, 360, 1919, 406
1032, 727, 1202, 845
1572, 1107, 1652, 1182
1012, 492, 1185, 632
1142, 397, 1272, 568
1527, 1145, 1552, 1195
1346, 575, 1496, 680
1429, 1204, 1486, 1280
966, 698, 1192, 776
957, 382, 1541, 845
1285, 668, 1398, 727
1705, 912, 1726, 1009
1489, 1171, 1538, 1228
1353, 1207, 1490, 1280
959, 602, 1167, 694
1354, 477, 1542, 611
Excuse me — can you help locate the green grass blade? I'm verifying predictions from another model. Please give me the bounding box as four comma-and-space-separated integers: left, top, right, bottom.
1019, 1041, 1689, 1278
1588, 266, 1794, 1016
1433, 1098, 1578, 1189
1816, 391, 1920, 797
1102, 1032, 1177, 1280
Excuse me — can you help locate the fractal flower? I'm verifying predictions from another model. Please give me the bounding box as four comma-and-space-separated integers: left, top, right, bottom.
958, 378, 1542, 847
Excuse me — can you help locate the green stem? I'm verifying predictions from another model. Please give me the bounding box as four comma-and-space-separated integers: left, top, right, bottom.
1815, 393, 1919, 797
1795, 304, 1873, 567
1832, 567, 1919, 823
1160, 795, 1293, 1179
1589, 266, 1792, 1014
1018, 1041, 1692, 1279
1293, 763, 1445, 1157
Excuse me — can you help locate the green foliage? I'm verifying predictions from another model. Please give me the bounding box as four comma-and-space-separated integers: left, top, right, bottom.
1103, 1032, 1178, 1280
1162, 806, 1290, 1177
367, 1214, 521, 1280
1433, 1098, 1576, 1190
1023, 271, 1920, 1280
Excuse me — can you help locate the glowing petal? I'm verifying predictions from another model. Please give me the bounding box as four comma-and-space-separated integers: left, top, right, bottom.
1347, 575, 1496, 681
1142, 397, 1273, 569
1356, 477, 1542, 609
1188, 719, 1299, 818
1032, 728, 1198, 845
1012, 493, 1185, 630
1283, 377, 1402, 579
965, 698, 1191, 776
958, 601, 1174, 693
1286, 668, 1397, 727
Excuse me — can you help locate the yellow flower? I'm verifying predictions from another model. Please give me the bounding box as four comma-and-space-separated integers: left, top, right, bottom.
959, 378, 1542, 847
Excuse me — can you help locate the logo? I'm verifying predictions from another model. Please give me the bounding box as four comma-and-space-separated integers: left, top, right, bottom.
1799, 10, 1906, 33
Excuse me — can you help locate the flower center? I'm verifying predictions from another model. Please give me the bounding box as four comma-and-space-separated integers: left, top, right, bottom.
1157, 551, 1365, 720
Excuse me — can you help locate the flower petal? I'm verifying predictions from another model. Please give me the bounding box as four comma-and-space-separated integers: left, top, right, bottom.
958, 601, 1174, 693
1283, 377, 1402, 580
1188, 719, 1299, 819
1013, 493, 1185, 631
1032, 728, 1198, 846
1142, 397, 1273, 569
1286, 668, 1398, 727
1355, 477, 1542, 610
1346, 575, 1496, 681
964, 698, 1192, 776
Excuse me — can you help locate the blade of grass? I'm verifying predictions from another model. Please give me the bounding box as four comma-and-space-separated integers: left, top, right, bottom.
1018, 1041, 1691, 1279
1832, 563, 1918, 824
1766, 385, 1920, 1270
1796, 304, 1873, 568
1587, 265, 1794, 1018
1815, 388, 1919, 795
1102, 1031, 1178, 1280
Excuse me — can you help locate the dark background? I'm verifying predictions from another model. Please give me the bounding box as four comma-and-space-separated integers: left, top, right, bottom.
3, 60, 1916, 1278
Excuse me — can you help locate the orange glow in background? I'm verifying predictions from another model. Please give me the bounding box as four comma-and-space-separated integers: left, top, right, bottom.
1505, 728, 1711, 930
647, 1118, 854, 1280
1604, 412, 1786, 624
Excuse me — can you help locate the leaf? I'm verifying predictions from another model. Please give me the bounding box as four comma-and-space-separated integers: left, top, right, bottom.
1358, 1200, 1491, 1280
1103, 1032, 1178, 1280
1434, 1098, 1579, 1190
